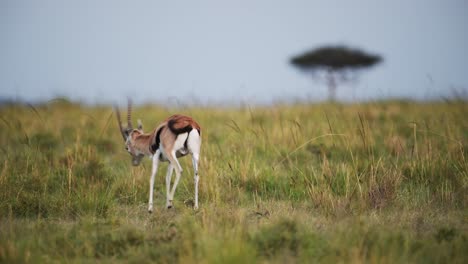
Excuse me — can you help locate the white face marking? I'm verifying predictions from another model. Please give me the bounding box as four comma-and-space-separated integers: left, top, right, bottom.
125, 136, 132, 152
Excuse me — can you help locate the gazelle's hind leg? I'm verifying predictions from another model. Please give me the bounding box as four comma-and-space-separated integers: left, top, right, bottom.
167, 151, 183, 208
188, 129, 201, 209
163, 133, 186, 209
192, 153, 200, 209
165, 163, 174, 208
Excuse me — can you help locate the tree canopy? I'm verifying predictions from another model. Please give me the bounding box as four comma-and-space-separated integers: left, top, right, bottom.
290, 45, 382, 100
290, 46, 382, 71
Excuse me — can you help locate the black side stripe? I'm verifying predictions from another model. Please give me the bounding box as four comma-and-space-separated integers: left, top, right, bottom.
184, 134, 189, 149
150, 126, 164, 154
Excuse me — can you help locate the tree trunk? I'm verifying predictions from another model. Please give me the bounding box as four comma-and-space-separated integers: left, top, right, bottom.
326, 69, 336, 101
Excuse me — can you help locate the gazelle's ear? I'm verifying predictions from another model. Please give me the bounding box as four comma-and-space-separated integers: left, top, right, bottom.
137, 119, 143, 130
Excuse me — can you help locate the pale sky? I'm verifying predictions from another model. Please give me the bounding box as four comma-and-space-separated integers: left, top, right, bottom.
1, 0, 467, 105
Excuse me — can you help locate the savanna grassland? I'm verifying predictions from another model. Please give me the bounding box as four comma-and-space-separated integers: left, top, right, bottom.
0, 99, 467, 263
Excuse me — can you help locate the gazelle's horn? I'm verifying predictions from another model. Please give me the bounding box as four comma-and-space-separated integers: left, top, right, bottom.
127, 98, 133, 129
114, 105, 126, 141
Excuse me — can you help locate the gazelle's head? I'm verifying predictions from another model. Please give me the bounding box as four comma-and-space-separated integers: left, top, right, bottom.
114, 100, 145, 166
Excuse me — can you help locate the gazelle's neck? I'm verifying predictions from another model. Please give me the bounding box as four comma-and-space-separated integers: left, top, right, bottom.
131, 132, 154, 156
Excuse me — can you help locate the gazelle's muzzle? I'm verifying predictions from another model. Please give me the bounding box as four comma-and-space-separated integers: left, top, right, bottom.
132, 154, 144, 166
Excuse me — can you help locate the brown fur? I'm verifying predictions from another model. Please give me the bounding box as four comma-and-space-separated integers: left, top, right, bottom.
130, 130, 154, 156
166, 114, 201, 133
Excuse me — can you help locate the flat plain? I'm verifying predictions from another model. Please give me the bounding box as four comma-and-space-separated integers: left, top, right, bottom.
0, 100, 467, 263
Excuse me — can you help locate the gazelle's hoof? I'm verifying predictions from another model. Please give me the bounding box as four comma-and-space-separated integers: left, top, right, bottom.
184, 199, 199, 210
166, 200, 173, 209
184, 199, 194, 207
148, 204, 153, 213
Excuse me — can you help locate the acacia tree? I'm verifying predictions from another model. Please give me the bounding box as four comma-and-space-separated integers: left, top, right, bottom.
290, 46, 382, 100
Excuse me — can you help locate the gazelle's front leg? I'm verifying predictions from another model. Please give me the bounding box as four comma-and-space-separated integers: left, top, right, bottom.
148, 150, 160, 213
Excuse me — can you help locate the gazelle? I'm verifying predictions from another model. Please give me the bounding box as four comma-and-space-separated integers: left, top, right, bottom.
115, 100, 201, 213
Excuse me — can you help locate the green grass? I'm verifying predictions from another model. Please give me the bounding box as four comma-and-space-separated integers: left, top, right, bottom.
0, 99, 467, 263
